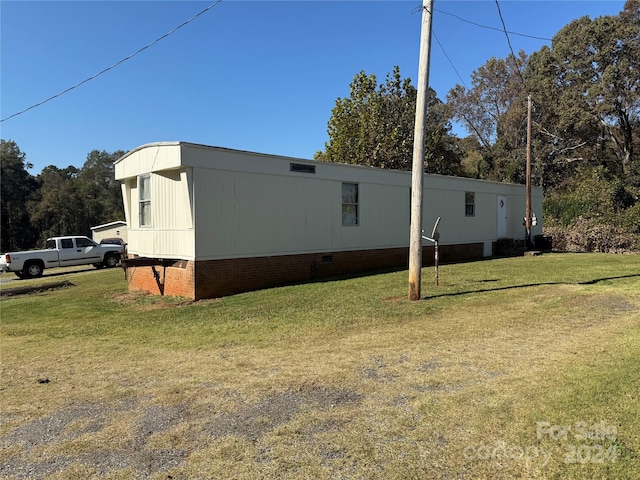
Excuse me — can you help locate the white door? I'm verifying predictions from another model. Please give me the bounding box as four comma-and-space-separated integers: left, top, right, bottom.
497, 196, 508, 238
59, 238, 102, 266
73, 237, 102, 265
58, 238, 83, 266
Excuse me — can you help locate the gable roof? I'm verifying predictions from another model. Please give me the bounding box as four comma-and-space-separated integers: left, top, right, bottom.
91, 220, 127, 231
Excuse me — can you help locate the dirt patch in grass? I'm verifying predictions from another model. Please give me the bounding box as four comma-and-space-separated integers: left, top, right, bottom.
383, 295, 405, 303
111, 292, 201, 310
0, 384, 362, 479
205, 385, 362, 442
567, 293, 638, 313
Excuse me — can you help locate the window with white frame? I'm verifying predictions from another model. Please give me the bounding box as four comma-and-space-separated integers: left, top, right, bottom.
465, 192, 475, 217
342, 183, 359, 226
139, 174, 151, 227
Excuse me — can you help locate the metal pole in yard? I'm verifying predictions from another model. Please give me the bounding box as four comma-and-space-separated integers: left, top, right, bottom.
409, 0, 434, 301
434, 239, 439, 286
525, 95, 532, 249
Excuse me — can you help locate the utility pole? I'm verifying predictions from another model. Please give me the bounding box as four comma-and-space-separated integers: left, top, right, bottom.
525, 95, 532, 249
408, 0, 434, 301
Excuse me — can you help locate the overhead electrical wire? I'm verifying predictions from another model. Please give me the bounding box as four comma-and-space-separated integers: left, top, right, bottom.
432, 31, 469, 91
1, 0, 223, 123
426, 2, 530, 141
494, 0, 526, 84
494, 0, 518, 60
433, 6, 552, 42
432, 28, 498, 145
4, 1, 548, 124
415, 2, 550, 91
412, 3, 469, 90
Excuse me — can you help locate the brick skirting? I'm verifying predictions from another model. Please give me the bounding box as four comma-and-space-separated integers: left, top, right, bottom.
126, 242, 485, 300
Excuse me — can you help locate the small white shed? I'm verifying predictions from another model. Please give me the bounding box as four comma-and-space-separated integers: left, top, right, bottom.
115, 142, 543, 299
90, 220, 128, 244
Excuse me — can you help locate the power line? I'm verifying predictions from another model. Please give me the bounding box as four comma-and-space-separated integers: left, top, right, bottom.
1, 0, 223, 123
434, 6, 552, 42
494, 0, 526, 84
415, 3, 548, 90
413, 3, 468, 89
432, 31, 469, 90
432, 28, 501, 146
494, 0, 518, 60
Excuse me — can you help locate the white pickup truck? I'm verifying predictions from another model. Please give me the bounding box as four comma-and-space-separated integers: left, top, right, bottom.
0, 236, 124, 279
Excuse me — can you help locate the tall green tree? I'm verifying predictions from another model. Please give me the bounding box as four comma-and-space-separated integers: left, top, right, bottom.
26, 150, 125, 245
77, 149, 125, 228
447, 52, 528, 183
0, 140, 38, 251
28, 165, 87, 244
526, 0, 640, 180
447, 52, 527, 149
1, 142, 126, 249
317, 66, 461, 175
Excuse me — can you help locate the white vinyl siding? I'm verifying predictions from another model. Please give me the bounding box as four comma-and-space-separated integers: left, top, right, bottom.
115, 142, 544, 261
127, 169, 195, 259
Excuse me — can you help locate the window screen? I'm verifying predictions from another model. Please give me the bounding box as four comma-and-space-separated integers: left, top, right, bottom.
342, 183, 359, 226
139, 174, 151, 227
465, 192, 475, 217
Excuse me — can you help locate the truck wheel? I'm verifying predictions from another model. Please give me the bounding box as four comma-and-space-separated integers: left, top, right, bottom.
24, 261, 44, 278
103, 254, 120, 268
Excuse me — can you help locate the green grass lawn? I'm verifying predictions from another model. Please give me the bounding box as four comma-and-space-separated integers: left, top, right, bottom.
1, 253, 639, 479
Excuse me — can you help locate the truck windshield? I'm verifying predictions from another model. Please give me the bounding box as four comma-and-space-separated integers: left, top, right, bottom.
46, 239, 56, 249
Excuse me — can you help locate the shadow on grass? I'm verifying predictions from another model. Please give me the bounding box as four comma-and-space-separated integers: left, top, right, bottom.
423, 274, 640, 300
0, 280, 75, 297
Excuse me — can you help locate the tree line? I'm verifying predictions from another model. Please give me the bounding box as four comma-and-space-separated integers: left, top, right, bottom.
1, 140, 124, 252
317, 0, 639, 251
2, 1, 638, 253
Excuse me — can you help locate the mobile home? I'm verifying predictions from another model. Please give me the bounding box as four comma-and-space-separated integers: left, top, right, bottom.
115, 142, 543, 299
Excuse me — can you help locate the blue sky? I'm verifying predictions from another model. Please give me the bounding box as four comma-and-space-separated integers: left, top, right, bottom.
1, 0, 627, 173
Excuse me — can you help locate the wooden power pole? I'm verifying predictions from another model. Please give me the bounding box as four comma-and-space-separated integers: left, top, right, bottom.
525, 95, 532, 248
408, 0, 434, 301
